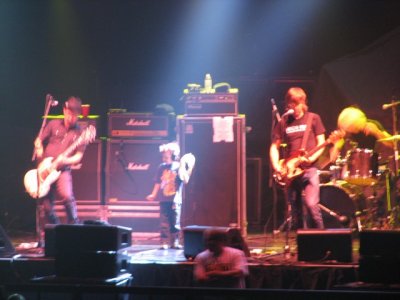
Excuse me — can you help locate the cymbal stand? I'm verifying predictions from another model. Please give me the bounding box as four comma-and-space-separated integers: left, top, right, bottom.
387, 100, 399, 216
391, 100, 399, 178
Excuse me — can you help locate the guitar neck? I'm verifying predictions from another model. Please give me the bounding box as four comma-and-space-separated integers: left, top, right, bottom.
50, 126, 95, 168
305, 138, 331, 159
63, 138, 82, 158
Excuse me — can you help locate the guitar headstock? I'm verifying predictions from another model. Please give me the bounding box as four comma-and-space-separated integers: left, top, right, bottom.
81, 125, 97, 144
328, 129, 345, 144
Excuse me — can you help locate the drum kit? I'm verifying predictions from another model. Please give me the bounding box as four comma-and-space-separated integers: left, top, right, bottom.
319, 135, 400, 231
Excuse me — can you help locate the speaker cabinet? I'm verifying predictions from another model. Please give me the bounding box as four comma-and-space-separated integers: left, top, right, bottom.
105, 139, 167, 203
53, 224, 132, 278
0, 225, 15, 257
57, 140, 102, 203
297, 229, 353, 263
177, 116, 246, 236
359, 230, 400, 283
183, 225, 249, 260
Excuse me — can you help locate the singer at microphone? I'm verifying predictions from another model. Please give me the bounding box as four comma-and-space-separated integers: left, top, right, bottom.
30, 96, 87, 247
269, 87, 326, 230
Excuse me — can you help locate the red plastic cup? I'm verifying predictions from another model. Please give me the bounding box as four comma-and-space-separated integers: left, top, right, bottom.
81, 104, 90, 118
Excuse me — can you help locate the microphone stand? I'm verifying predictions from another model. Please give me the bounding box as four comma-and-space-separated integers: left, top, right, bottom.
32, 94, 53, 161
268, 100, 292, 258
32, 94, 54, 247
269, 99, 280, 230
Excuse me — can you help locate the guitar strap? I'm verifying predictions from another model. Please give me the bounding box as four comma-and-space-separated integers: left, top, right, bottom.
299, 113, 313, 153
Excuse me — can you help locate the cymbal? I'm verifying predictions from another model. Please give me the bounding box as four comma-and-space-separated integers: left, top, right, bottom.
377, 135, 400, 142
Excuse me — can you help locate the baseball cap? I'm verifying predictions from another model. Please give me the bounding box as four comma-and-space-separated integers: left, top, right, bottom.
64, 96, 82, 115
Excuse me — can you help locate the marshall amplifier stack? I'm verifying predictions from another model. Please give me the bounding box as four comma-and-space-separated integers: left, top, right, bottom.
105, 112, 168, 236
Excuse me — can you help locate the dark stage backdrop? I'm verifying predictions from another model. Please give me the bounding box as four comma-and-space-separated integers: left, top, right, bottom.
314, 27, 400, 133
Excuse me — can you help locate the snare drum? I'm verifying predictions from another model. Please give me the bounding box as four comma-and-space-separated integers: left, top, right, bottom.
343, 148, 379, 186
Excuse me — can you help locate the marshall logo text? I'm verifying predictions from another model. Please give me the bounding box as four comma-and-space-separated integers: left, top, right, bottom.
126, 119, 151, 126
127, 162, 150, 171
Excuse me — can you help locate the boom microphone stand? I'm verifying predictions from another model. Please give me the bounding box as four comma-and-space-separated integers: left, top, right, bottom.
32, 94, 57, 161
269, 99, 281, 230
32, 94, 58, 246
269, 99, 292, 258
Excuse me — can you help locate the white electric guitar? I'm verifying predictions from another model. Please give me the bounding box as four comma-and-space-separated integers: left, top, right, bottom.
24, 125, 96, 198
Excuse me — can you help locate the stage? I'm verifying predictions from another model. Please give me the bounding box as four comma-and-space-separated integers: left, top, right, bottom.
0, 230, 363, 289
1, 230, 400, 299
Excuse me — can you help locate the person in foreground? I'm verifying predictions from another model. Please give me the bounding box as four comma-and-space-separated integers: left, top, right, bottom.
194, 229, 249, 288
146, 142, 195, 249
270, 87, 326, 229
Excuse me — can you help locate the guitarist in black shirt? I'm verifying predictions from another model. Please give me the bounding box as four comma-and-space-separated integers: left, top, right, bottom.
270, 87, 326, 229
30, 97, 88, 245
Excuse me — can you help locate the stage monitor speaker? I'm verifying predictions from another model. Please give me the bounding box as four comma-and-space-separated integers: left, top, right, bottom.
359, 229, 400, 257
55, 140, 102, 203
183, 225, 249, 260
0, 225, 15, 257
54, 224, 132, 278
105, 139, 167, 203
297, 229, 352, 263
359, 230, 400, 284
177, 116, 246, 236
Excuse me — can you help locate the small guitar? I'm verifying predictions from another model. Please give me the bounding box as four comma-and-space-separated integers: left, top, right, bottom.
179, 153, 196, 183
24, 125, 96, 198
274, 130, 344, 186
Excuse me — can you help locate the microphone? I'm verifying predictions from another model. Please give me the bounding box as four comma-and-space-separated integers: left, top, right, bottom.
271, 98, 281, 122
281, 109, 294, 118
382, 101, 400, 110
46, 94, 58, 106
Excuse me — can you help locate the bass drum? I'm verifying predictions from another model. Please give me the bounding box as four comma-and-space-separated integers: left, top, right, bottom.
319, 182, 363, 228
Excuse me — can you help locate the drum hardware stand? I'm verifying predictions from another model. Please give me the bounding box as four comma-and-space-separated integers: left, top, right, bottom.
317, 203, 349, 226
382, 99, 400, 226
